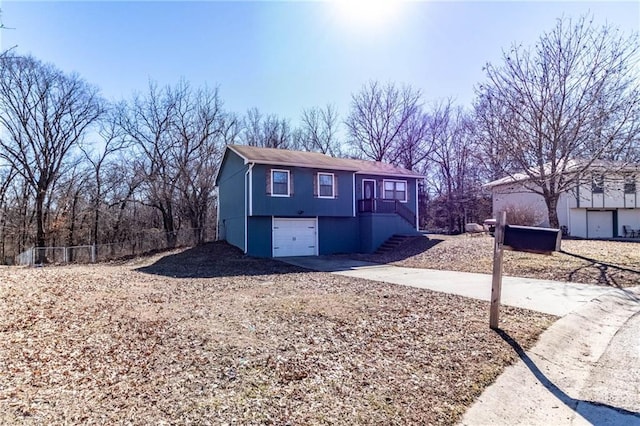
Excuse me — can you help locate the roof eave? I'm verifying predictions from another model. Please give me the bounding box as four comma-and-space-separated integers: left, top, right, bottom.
354, 171, 425, 178
246, 159, 360, 172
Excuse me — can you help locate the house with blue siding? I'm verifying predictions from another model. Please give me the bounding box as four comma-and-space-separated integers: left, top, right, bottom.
215, 145, 423, 257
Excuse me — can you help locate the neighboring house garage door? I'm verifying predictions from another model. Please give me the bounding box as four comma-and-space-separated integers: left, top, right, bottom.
272, 218, 318, 257
587, 211, 613, 239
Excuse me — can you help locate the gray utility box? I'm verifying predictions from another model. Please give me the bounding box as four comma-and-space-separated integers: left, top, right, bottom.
503, 225, 561, 254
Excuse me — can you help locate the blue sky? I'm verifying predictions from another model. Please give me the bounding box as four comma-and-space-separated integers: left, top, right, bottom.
1, 1, 638, 129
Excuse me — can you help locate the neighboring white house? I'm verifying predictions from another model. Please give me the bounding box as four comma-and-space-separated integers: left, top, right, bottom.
485, 162, 640, 239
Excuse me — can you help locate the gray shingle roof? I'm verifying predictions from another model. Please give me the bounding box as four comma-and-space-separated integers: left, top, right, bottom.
227, 145, 423, 178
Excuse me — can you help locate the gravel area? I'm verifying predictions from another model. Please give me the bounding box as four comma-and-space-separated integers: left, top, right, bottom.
0, 242, 555, 425
361, 234, 640, 288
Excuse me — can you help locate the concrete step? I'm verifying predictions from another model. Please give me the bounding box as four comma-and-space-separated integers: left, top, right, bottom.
375, 234, 414, 254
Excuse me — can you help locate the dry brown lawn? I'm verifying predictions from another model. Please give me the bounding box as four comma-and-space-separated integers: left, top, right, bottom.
364, 235, 640, 288
0, 242, 555, 425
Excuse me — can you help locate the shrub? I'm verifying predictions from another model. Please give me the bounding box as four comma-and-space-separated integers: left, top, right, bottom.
503, 203, 545, 226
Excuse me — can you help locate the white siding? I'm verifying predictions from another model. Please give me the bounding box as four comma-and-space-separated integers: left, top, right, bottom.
619, 210, 640, 236
491, 171, 640, 238
575, 174, 639, 209
570, 209, 587, 238
492, 183, 550, 227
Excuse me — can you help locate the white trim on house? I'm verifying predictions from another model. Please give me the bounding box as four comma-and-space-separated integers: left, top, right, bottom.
317, 172, 335, 199
244, 166, 250, 253
248, 163, 254, 216
382, 179, 408, 203
415, 182, 419, 229
352, 174, 356, 217
215, 187, 220, 241
270, 169, 291, 197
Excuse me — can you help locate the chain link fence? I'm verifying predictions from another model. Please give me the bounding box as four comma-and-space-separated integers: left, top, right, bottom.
14, 227, 207, 266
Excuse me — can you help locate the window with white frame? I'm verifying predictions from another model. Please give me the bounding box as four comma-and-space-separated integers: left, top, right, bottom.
318, 173, 335, 198
271, 169, 290, 196
383, 180, 407, 202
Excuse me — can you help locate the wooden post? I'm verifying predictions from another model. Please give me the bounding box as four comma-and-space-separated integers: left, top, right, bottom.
490, 211, 506, 329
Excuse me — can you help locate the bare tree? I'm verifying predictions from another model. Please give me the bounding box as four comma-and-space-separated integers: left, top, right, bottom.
345, 81, 422, 163
241, 108, 291, 149
0, 55, 103, 259
121, 80, 232, 247
80, 105, 129, 246
262, 114, 291, 149
241, 107, 264, 147
396, 109, 432, 171
101, 154, 144, 248
475, 16, 640, 227
299, 104, 342, 156
171, 83, 233, 244
0, 163, 17, 261
46, 162, 91, 259
120, 81, 180, 246
425, 101, 487, 232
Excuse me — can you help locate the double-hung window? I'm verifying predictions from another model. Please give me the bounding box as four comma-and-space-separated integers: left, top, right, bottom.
624, 174, 636, 194
271, 169, 290, 197
318, 173, 335, 198
592, 174, 604, 194
383, 180, 407, 202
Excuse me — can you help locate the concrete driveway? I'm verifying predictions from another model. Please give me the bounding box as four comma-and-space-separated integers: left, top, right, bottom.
278, 256, 634, 316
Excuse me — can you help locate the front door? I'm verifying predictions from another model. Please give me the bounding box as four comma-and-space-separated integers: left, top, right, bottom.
362, 179, 376, 212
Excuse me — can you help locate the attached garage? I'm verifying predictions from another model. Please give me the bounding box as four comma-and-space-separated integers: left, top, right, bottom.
587, 211, 614, 239
272, 218, 318, 257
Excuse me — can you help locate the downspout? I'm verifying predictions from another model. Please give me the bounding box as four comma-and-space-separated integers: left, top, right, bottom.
352, 174, 356, 217
215, 187, 220, 241
248, 164, 254, 216
415, 179, 419, 230
566, 191, 571, 235
244, 163, 255, 254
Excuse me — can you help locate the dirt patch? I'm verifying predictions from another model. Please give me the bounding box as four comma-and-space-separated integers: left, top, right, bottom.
361, 235, 640, 288
0, 242, 554, 425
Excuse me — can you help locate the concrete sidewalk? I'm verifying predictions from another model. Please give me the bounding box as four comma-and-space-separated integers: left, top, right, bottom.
460, 287, 640, 425
279, 256, 640, 425
279, 256, 633, 316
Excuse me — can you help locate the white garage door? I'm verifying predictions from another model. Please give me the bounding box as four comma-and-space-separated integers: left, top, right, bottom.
272, 218, 318, 257
587, 211, 613, 239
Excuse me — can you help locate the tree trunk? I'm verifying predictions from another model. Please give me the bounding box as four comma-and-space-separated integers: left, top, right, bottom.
67, 192, 80, 262
545, 195, 561, 229
92, 187, 100, 248
0, 216, 5, 264
35, 187, 46, 263
161, 204, 177, 248
92, 202, 99, 247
